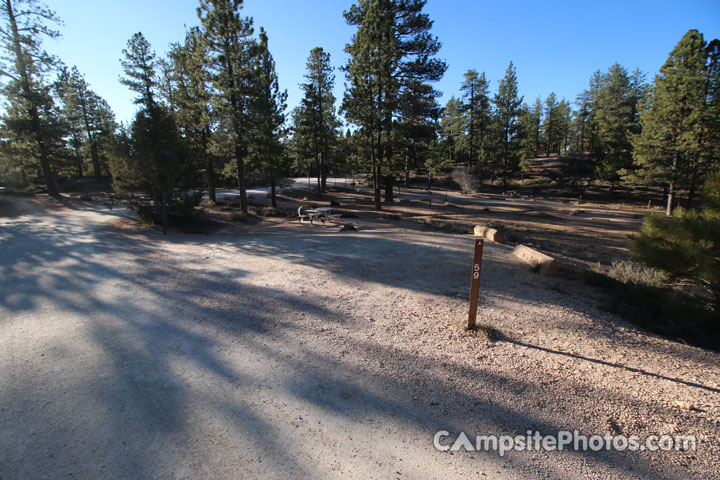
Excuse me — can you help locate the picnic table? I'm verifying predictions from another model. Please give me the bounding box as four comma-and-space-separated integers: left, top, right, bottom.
298, 206, 342, 225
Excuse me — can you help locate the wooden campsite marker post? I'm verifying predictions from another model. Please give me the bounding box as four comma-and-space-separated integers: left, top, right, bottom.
467, 238, 484, 329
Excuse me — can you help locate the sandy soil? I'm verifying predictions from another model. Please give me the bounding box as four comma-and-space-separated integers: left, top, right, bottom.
1, 196, 718, 479
224, 180, 649, 268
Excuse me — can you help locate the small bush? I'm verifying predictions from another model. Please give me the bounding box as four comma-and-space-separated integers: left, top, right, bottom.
451, 167, 479, 194
597, 260, 667, 288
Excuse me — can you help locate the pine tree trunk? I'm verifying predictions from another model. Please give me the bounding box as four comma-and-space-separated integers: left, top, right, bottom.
160, 192, 168, 235
90, 143, 101, 179
373, 129, 382, 211
404, 154, 410, 188
316, 149, 322, 195
35, 130, 57, 196
270, 177, 277, 209
374, 164, 382, 211
468, 85, 474, 169
666, 181, 675, 217
80, 93, 102, 180
236, 153, 247, 214
223, 36, 247, 214
75, 149, 83, 178
666, 152, 679, 216
384, 174, 394, 203
687, 164, 700, 209
202, 128, 215, 202
206, 158, 216, 203
502, 140, 509, 193
321, 158, 327, 191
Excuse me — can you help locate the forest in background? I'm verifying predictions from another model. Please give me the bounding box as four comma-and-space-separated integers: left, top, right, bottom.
0, 0, 718, 222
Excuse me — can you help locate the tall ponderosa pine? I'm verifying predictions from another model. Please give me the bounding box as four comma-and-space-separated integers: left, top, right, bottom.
542, 92, 559, 155
493, 61, 523, 192
249, 28, 286, 208
343, 0, 399, 210
398, 78, 441, 187
391, 0, 446, 198
440, 96, 465, 164
541, 93, 572, 156
198, 0, 254, 214
56, 66, 117, 179
528, 97, 542, 157
460, 69, 491, 172
0, 0, 61, 195
631, 30, 718, 215
575, 70, 602, 155
589, 63, 647, 193
120, 33, 157, 110
288, 107, 313, 183
296, 46, 337, 195
343, 0, 445, 209
168, 27, 216, 201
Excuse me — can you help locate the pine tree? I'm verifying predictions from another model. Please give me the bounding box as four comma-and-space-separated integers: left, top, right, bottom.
343, 0, 400, 210
114, 33, 191, 234
168, 27, 216, 201
398, 79, 441, 187
459, 69, 491, 172
493, 61, 523, 192
631, 172, 720, 309
0, 0, 61, 195
55, 68, 85, 178
56, 66, 117, 179
249, 28, 287, 208
389, 0, 446, 199
529, 97, 542, 156
440, 96, 465, 164
296, 47, 338, 195
198, 0, 255, 214
288, 107, 313, 183
423, 127, 449, 190
631, 30, 716, 216
343, 0, 445, 208
542, 92, 558, 155
575, 70, 602, 155
120, 33, 157, 110
589, 63, 647, 193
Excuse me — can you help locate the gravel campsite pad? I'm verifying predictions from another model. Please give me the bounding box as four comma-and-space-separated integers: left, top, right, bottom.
1, 199, 719, 479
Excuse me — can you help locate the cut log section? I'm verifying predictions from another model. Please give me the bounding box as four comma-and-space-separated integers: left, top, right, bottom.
513, 245, 558, 276
473, 225, 505, 243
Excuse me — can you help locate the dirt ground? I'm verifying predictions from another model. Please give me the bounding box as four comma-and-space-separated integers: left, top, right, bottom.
1, 194, 718, 479
237, 182, 648, 268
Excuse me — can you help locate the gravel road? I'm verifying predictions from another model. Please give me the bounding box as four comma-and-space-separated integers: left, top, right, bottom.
1, 198, 718, 479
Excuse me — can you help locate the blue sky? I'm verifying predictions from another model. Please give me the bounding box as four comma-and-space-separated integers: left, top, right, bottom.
50, 0, 720, 124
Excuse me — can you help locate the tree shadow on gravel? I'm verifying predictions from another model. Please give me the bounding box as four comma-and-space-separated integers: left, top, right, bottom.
0, 209, 705, 479
505, 339, 720, 395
